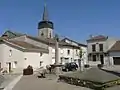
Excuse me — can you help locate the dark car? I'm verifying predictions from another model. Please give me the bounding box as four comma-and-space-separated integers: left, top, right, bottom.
62, 62, 78, 72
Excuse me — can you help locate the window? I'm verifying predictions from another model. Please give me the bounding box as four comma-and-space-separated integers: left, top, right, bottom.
0, 62, 1, 68
14, 61, 17, 64
13, 61, 17, 68
61, 49, 64, 54
76, 50, 77, 55
99, 44, 103, 51
92, 44, 96, 52
52, 49, 55, 53
52, 57, 55, 59
40, 52, 43, 56
93, 55, 96, 61
41, 32, 44, 36
9, 49, 12, 57
67, 50, 70, 55
74, 59, 77, 62
60, 57, 63, 64
40, 61, 43, 66
24, 58, 27, 60
49, 32, 51, 38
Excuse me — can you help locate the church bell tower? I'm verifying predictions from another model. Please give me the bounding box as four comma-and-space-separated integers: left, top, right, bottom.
38, 4, 54, 38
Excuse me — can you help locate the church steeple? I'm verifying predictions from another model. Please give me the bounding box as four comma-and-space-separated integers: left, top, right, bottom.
42, 3, 49, 21
38, 3, 54, 38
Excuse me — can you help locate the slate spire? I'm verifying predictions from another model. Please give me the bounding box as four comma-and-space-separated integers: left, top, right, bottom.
42, 3, 49, 21
38, 2, 54, 30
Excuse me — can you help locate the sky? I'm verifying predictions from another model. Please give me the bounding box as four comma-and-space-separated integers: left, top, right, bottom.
0, 0, 120, 43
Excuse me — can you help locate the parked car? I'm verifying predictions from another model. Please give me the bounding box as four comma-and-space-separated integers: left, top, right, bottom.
62, 62, 78, 72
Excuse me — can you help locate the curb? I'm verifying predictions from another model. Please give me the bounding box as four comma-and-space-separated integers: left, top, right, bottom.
3, 75, 23, 90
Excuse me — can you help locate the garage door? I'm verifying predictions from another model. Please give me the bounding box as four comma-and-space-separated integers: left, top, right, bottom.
113, 57, 120, 65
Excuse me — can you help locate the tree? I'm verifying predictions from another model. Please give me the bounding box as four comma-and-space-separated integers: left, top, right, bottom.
78, 47, 84, 71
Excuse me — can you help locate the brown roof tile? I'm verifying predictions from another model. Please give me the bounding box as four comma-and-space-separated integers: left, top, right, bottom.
9, 41, 41, 49
87, 35, 108, 42
27, 36, 80, 49
109, 41, 120, 52
62, 38, 87, 47
2, 40, 49, 53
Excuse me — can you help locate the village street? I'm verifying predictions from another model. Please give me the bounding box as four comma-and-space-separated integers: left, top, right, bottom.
1, 66, 120, 90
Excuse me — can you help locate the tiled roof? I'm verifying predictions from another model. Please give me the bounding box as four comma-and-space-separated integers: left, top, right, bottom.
87, 35, 108, 42
0, 39, 49, 53
109, 41, 120, 52
27, 36, 80, 49
1, 30, 80, 49
1, 30, 24, 39
9, 40, 44, 49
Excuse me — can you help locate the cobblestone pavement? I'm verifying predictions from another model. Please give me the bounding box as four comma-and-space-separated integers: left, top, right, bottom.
13, 74, 92, 90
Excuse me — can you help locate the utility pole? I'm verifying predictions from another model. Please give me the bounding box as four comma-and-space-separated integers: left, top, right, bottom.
54, 34, 61, 75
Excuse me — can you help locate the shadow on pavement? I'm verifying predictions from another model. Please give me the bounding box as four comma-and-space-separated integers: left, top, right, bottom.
101, 68, 120, 77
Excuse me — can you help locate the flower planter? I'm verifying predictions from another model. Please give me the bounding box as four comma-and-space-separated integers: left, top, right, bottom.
23, 65, 33, 75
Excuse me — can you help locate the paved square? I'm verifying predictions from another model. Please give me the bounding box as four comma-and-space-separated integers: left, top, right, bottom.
13, 75, 92, 90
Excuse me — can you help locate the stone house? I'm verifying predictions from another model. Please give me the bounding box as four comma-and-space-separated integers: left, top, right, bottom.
108, 41, 120, 65
87, 35, 118, 66
0, 38, 49, 73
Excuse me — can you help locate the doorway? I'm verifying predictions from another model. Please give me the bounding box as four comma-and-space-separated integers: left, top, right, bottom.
100, 55, 104, 64
113, 57, 120, 65
8, 62, 11, 72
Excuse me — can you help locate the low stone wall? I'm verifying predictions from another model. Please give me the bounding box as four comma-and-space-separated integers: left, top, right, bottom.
59, 75, 120, 90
